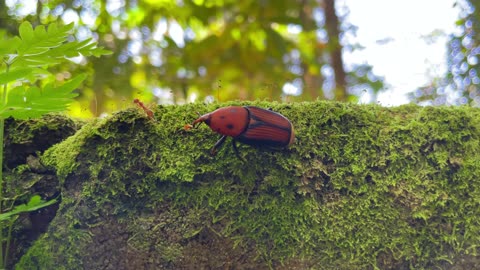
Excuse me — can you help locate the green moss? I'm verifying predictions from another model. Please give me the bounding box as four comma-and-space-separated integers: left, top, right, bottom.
16, 101, 480, 269
41, 118, 101, 182
4, 113, 82, 171
5, 114, 82, 143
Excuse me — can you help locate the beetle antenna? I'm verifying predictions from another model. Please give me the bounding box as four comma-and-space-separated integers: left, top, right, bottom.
190, 112, 202, 128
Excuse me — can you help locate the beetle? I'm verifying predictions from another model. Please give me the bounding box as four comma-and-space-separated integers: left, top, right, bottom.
191, 106, 295, 156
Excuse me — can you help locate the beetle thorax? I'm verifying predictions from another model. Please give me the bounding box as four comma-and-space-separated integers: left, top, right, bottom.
207, 106, 249, 137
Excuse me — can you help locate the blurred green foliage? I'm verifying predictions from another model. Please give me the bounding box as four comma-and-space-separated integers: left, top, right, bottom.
412, 0, 480, 106
0, 0, 383, 117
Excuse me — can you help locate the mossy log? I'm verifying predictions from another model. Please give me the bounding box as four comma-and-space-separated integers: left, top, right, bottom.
14, 101, 480, 269
3, 115, 81, 269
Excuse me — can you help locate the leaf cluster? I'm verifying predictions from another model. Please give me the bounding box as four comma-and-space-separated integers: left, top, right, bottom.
0, 21, 111, 119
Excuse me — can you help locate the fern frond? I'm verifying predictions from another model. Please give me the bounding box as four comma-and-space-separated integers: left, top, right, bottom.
10, 21, 111, 68
0, 21, 110, 120
16, 22, 73, 56
0, 74, 86, 119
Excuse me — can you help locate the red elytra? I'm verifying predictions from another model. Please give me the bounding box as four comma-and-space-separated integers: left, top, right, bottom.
192, 106, 295, 155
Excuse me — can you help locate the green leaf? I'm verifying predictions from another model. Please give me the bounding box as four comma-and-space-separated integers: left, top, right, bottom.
0, 22, 111, 120
34, 24, 47, 38
18, 21, 34, 42
0, 195, 57, 221
0, 74, 86, 119
0, 36, 21, 56
11, 22, 111, 68
14, 22, 75, 65
0, 68, 34, 85
91, 47, 113, 57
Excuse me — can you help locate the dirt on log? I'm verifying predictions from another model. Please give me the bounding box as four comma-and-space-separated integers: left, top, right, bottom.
10, 101, 480, 269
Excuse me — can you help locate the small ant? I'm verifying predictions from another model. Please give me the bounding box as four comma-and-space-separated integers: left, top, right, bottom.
133, 98, 155, 120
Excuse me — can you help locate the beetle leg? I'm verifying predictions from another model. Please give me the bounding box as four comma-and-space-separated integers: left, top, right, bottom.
232, 140, 246, 161
232, 140, 239, 157
210, 135, 227, 155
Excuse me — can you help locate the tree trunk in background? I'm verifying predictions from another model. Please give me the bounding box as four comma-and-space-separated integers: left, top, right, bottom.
300, 0, 325, 100
324, 0, 347, 101
0, 2, 14, 34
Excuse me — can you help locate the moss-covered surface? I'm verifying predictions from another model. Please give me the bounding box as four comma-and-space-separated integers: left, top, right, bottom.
15, 101, 480, 269
4, 114, 83, 169
3, 114, 82, 269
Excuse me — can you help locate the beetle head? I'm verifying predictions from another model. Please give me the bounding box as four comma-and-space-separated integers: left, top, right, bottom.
191, 112, 211, 128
